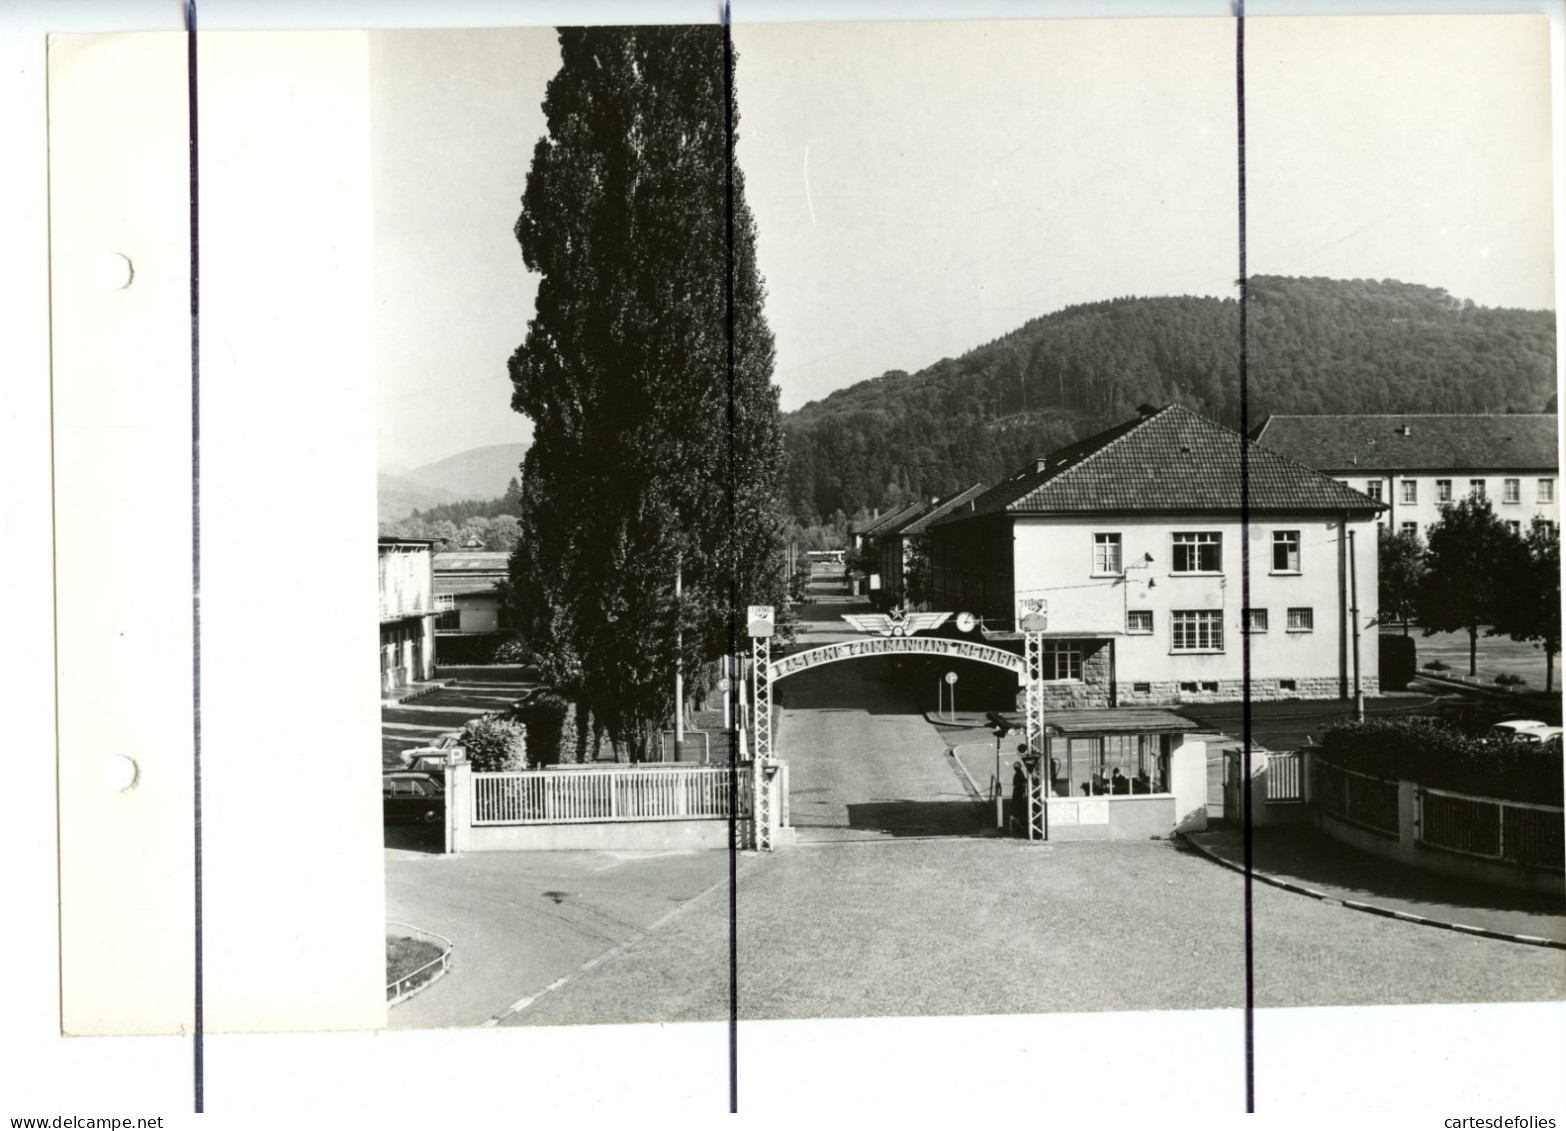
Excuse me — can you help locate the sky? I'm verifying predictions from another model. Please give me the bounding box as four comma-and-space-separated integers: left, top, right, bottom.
371, 14, 1557, 472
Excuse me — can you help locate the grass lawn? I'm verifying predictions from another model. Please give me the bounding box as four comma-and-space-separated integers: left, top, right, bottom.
386, 935, 446, 999
1401, 627, 1558, 691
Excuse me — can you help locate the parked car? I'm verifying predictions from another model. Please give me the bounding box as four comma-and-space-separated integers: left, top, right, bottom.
1409, 698, 1506, 735
1485, 719, 1551, 743
1501, 724, 1562, 745
383, 771, 445, 824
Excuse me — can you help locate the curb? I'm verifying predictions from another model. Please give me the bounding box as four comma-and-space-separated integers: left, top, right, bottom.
1177, 834, 1566, 951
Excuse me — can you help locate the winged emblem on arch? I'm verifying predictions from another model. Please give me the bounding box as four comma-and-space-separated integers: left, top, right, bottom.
842, 607, 953, 637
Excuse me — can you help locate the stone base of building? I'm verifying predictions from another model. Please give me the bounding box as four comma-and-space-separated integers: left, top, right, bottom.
1019, 677, 1381, 711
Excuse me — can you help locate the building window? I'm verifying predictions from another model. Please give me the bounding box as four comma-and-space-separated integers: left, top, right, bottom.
1271, 530, 1300, 573
434, 594, 455, 612
437, 609, 461, 631
1400, 522, 1418, 538
1540, 478, 1555, 504
1132, 682, 1151, 694
1506, 520, 1522, 536
1543, 521, 1558, 537
1126, 609, 1154, 634
1200, 681, 1219, 693
1436, 479, 1453, 503
1286, 607, 1314, 632
1179, 681, 1199, 693
1245, 608, 1269, 634
1092, 532, 1122, 575
1400, 480, 1417, 504
1504, 478, 1521, 504
1171, 610, 1224, 652
1470, 479, 1486, 500
1044, 643, 1083, 681
1171, 531, 1222, 573
1364, 479, 1383, 502
1279, 679, 1297, 692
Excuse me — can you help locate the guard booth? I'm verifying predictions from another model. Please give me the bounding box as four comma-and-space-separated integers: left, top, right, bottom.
1007, 709, 1210, 841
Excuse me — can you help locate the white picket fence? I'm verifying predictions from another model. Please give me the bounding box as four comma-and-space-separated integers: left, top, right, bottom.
471, 765, 752, 826
1265, 750, 1303, 803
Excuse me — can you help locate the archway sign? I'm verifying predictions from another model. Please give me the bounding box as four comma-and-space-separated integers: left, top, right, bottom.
744, 605, 1047, 850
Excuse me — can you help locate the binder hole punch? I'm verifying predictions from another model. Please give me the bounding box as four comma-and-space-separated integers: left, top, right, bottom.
92, 251, 134, 291
99, 753, 139, 792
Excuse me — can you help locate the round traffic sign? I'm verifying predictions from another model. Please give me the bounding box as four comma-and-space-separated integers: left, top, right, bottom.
944, 671, 958, 684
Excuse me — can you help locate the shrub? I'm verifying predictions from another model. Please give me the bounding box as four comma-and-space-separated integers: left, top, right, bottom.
1423, 659, 1450, 671
1495, 673, 1527, 687
491, 637, 534, 664
1320, 718, 1562, 805
510, 693, 568, 766
460, 715, 528, 771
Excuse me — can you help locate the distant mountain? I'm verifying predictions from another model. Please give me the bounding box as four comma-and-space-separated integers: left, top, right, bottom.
377, 472, 460, 523
782, 276, 1557, 522
401, 443, 529, 502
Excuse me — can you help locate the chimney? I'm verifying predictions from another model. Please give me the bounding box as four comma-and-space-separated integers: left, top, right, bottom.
1035, 457, 1050, 473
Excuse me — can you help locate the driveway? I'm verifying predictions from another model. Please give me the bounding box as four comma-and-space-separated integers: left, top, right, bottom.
381, 673, 535, 769
500, 835, 1565, 1028
385, 845, 736, 1029
775, 653, 986, 842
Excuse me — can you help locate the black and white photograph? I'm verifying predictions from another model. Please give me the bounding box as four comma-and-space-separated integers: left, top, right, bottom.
11, 0, 1566, 1121
370, 11, 1563, 1031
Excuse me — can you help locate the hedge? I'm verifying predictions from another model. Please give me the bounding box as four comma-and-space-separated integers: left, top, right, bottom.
460, 716, 528, 772
1320, 718, 1562, 805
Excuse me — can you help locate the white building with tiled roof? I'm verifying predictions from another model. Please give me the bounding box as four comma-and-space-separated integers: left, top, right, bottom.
1252, 413, 1559, 542
929, 405, 1385, 708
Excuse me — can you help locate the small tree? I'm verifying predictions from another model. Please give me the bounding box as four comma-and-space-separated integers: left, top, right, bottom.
904, 533, 933, 608
460, 716, 528, 772
1415, 496, 1528, 676
1377, 525, 1426, 636
1496, 517, 1561, 692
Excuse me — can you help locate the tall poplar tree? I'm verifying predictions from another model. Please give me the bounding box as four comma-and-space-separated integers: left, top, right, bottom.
507, 26, 785, 760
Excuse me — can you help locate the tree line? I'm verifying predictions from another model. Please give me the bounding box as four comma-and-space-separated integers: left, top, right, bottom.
379, 478, 523, 551
783, 276, 1556, 523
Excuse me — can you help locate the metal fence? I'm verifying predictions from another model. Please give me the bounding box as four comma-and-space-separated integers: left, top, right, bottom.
472, 765, 752, 825
1312, 758, 1400, 836
1418, 786, 1565, 873
386, 921, 453, 1006
1265, 751, 1303, 803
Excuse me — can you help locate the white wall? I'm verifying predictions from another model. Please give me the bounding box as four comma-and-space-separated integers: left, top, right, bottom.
1341, 470, 1558, 541
1012, 513, 1379, 692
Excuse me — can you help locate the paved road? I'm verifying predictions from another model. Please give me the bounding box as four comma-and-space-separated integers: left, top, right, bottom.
503, 836, 1564, 1027
386, 845, 734, 1029
776, 654, 986, 842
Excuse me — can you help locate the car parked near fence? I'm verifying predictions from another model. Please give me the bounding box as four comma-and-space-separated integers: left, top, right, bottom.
383, 771, 445, 824
1485, 719, 1551, 743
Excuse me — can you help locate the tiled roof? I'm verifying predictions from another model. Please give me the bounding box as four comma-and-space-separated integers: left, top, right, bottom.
856, 500, 928, 539
1253, 414, 1559, 473
934, 404, 1383, 523
434, 551, 511, 572
898, 483, 989, 536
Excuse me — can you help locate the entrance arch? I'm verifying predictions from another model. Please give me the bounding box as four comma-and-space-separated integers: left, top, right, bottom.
770, 636, 1026, 681
747, 631, 1048, 849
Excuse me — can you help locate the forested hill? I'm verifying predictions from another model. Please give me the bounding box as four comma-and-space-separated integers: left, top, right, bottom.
781, 276, 1557, 523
